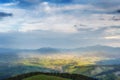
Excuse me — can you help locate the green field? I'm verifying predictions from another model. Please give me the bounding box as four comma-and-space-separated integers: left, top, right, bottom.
23, 74, 71, 80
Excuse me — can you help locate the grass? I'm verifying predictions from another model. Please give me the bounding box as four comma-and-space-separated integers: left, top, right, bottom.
23, 74, 71, 80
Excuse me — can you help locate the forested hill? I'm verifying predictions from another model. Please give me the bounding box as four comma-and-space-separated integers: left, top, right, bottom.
6, 72, 97, 80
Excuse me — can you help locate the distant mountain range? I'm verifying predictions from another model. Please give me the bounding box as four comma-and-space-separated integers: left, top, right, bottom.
1, 45, 120, 66
36, 47, 60, 53
0, 45, 119, 55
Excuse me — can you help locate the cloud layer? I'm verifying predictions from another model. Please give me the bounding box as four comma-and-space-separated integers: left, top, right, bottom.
0, 0, 120, 48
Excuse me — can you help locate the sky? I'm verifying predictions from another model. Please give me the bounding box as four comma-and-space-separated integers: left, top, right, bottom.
0, 0, 120, 49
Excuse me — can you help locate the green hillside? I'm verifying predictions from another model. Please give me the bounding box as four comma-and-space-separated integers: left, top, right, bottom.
6, 72, 97, 80
23, 74, 70, 80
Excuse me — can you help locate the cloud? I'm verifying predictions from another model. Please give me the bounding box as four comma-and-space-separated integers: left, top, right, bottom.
0, 31, 87, 49
16, 0, 72, 8
88, 0, 120, 16
0, 0, 120, 48
45, 0, 72, 3
0, 31, 110, 49
0, 28, 119, 49
20, 0, 72, 4
116, 10, 120, 14
0, 2, 120, 33
0, 12, 13, 18
104, 35, 120, 39
1, 2, 19, 6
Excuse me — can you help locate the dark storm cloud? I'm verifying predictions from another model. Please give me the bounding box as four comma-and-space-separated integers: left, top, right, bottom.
116, 10, 120, 13
0, 12, 13, 18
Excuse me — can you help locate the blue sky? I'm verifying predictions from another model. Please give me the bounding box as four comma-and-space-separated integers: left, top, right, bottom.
0, 0, 120, 49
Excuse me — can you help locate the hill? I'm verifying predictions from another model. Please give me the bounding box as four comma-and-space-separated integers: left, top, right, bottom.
23, 74, 70, 80
5, 72, 97, 80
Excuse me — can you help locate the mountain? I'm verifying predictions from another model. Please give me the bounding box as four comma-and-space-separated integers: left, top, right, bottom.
0, 45, 120, 60
74, 45, 120, 53
72, 45, 120, 58
36, 47, 61, 53
0, 45, 120, 54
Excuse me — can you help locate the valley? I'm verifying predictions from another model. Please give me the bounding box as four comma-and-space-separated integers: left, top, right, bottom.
0, 46, 120, 80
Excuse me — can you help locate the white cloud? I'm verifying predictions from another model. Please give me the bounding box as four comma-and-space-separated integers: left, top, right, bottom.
19, 15, 78, 33
104, 35, 120, 39
0, 2, 19, 7
0, 2, 120, 34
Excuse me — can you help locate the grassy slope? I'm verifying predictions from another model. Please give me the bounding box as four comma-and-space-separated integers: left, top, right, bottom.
6, 72, 97, 80
23, 74, 70, 80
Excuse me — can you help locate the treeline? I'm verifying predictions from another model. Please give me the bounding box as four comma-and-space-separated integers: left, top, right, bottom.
5, 72, 97, 80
